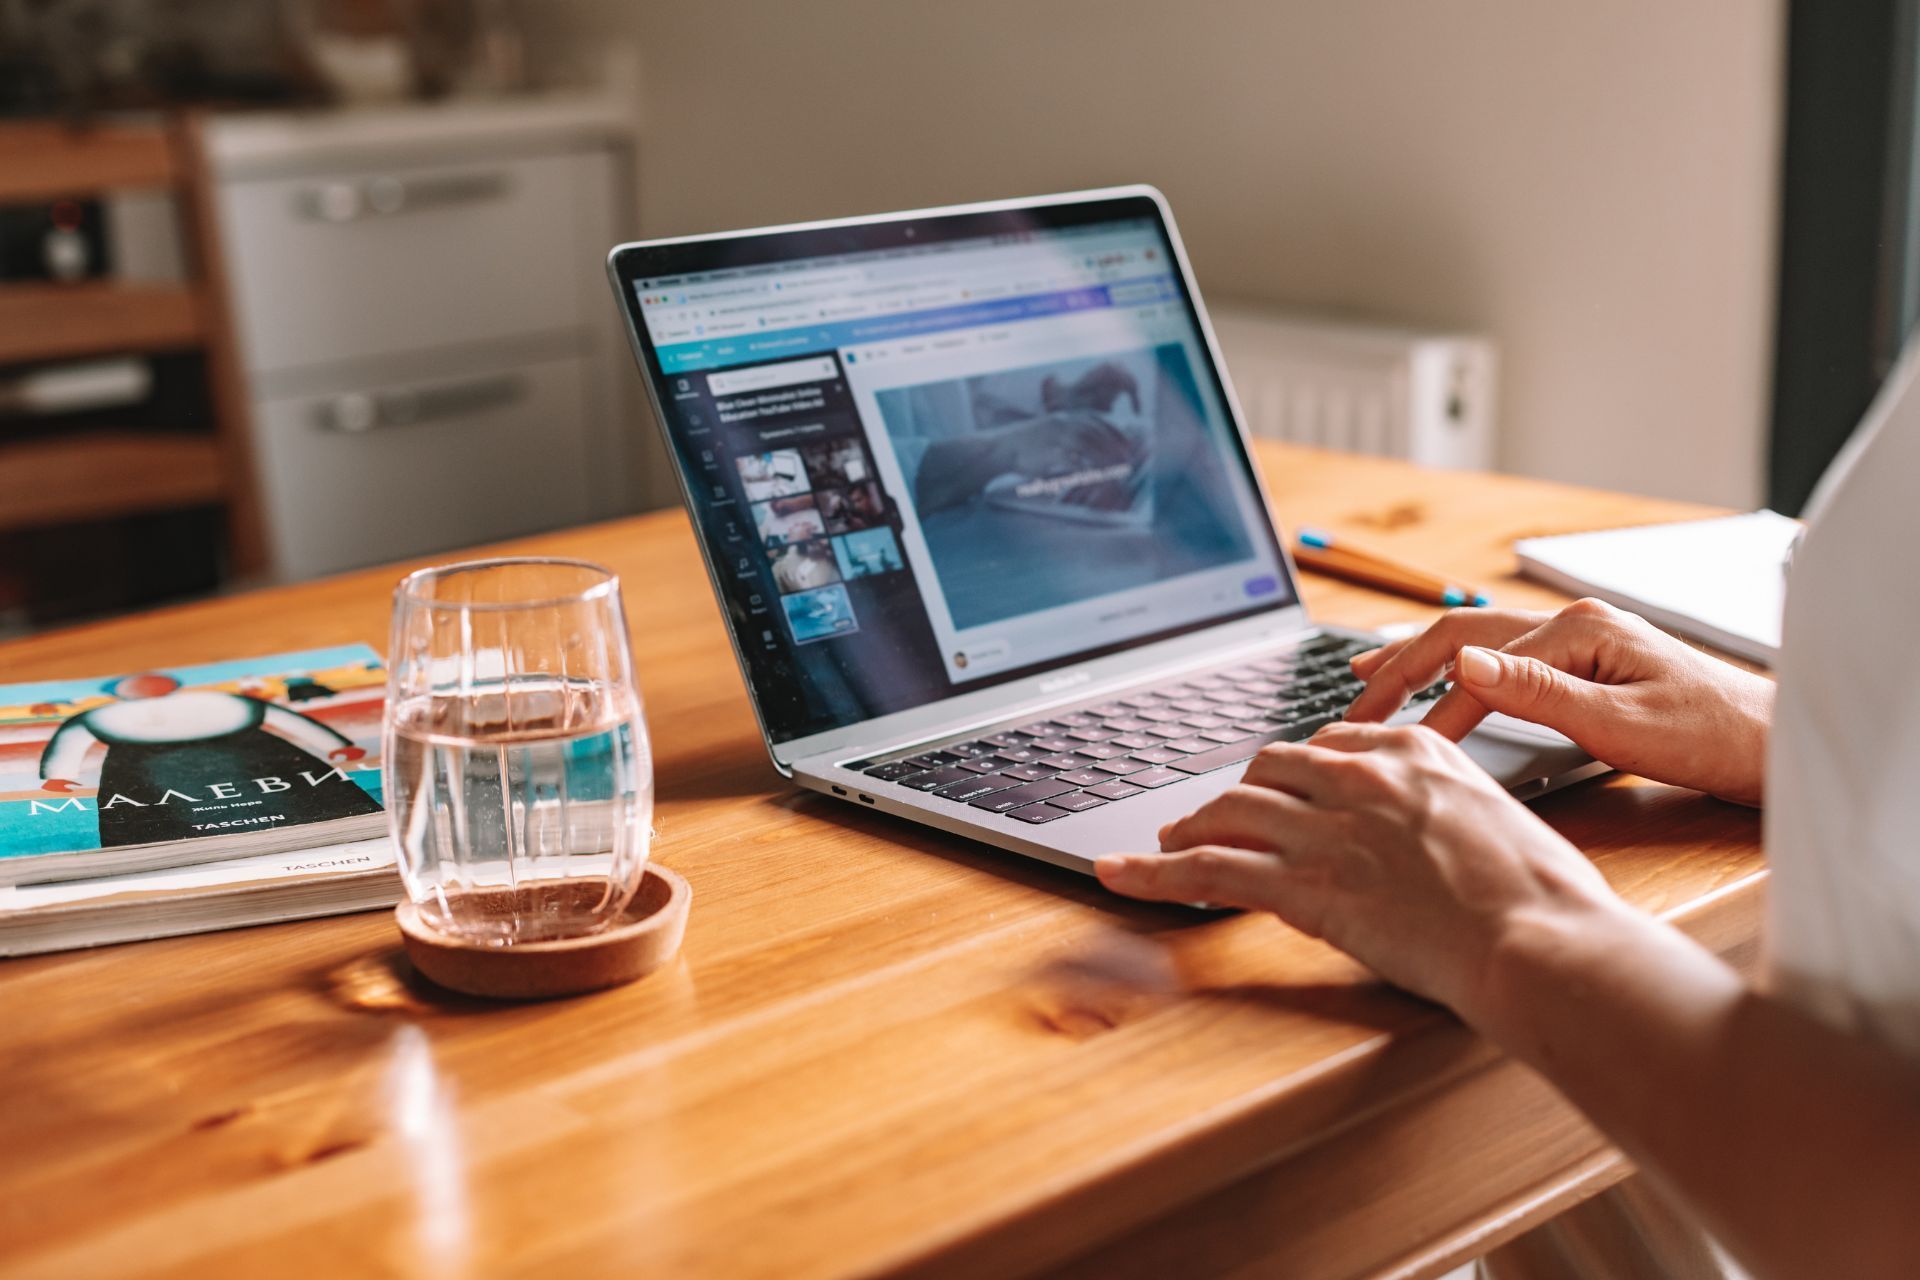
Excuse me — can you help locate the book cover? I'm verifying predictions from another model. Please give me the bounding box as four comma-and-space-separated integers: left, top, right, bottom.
0, 645, 386, 865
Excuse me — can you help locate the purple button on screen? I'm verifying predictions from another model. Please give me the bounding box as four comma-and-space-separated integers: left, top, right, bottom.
1243, 575, 1279, 598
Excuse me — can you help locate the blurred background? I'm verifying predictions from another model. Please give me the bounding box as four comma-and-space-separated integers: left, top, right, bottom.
0, 2, 1903, 634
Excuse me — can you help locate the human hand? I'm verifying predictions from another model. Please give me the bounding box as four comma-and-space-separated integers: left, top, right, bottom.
916, 414, 1137, 515
1002, 412, 1133, 463
1096, 722, 1626, 1031
1343, 598, 1774, 806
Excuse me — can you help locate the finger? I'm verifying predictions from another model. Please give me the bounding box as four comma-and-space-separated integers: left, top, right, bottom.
1315, 720, 1485, 781
1239, 735, 1406, 807
1348, 637, 1411, 678
1096, 845, 1286, 910
1426, 643, 1618, 741
1238, 738, 1380, 803
1404, 607, 1617, 740
1419, 608, 1623, 739
1415, 683, 1495, 742
1344, 609, 1548, 723
1307, 720, 1414, 754
1159, 784, 1318, 853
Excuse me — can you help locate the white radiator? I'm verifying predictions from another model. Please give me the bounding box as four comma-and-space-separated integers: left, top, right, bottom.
1205, 303, 1498, 470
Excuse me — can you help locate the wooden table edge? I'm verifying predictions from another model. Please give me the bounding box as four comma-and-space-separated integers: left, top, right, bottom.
881, 864, 1765, 1280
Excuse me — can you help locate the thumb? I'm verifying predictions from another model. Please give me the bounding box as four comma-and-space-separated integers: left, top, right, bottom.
1424, 645, 1605, 740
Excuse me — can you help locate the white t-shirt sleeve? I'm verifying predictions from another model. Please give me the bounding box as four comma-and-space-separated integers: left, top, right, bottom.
1765, 344, 1920, 1060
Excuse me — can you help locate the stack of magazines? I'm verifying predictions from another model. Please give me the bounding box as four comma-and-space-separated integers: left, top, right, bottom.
0, 646, 401, 956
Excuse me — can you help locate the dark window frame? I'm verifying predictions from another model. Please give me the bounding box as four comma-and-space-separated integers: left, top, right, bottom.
1770, 0, 1920, 512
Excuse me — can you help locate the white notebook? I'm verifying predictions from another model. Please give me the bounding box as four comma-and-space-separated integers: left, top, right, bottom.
1514, 510, 1801, 665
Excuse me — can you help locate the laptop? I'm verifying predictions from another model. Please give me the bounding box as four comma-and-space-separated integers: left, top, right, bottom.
607, 186, 1602, 876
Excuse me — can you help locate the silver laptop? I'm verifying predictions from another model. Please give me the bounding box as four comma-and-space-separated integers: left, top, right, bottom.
608, 186, 1602, 876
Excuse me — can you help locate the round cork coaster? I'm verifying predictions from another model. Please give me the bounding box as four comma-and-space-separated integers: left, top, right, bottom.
396, 865, 690, 1000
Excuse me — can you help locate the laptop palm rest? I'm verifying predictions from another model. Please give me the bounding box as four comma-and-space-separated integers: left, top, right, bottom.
1043, 709, 1602, 863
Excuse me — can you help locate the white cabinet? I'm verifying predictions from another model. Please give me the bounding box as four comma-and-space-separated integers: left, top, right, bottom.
206, 95, 659, 580
252, 354, 598, 581
219, 151, 590, 372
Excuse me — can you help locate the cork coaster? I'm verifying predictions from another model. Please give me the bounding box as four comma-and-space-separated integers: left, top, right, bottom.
396, 865, 690, 1000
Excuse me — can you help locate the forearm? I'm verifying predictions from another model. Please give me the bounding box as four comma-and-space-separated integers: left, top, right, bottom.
1473, 900, 1920, 1280
1713, 668, 1776, 806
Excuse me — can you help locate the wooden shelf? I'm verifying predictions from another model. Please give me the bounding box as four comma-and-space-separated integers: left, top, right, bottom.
0, 112, 268, 575
0, 122, 177, 203
0, 430, 225, 532
0, 283, 204, 365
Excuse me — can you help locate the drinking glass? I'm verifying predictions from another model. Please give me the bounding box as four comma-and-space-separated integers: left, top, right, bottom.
384, 558, 653, 945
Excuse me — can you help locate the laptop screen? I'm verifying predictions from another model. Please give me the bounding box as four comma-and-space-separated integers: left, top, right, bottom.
614, 193, 1295, 744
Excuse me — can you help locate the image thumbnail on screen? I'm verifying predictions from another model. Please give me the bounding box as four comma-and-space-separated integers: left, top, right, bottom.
873, 345, 1253, 629
752, 494, 826, 548
736, 449, 810, 502
783, 583, 858, 643
833, 527, 905, 579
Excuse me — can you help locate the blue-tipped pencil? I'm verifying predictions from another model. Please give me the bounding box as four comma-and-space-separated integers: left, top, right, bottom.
1293, 528, 1492, 608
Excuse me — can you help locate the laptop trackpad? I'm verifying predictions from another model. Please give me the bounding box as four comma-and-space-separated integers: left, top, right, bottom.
1388, 705, 1598, 793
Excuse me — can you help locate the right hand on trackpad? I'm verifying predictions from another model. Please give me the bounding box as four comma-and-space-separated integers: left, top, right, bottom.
1345, 598, 1773, 806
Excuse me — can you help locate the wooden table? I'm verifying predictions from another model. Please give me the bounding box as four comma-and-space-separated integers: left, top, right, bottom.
0, 443, 1764, 1280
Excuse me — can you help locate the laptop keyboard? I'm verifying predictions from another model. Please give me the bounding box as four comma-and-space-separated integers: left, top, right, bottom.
853, 633, 1444, 825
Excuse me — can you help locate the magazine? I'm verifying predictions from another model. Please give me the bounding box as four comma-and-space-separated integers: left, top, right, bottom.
0, 645, 387, 886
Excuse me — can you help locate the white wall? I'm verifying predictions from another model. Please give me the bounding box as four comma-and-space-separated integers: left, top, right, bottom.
519, 0, 1785, 508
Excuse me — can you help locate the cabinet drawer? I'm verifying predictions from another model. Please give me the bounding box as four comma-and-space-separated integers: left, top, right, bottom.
254, 355, 597, 579
218, 151, 595, 373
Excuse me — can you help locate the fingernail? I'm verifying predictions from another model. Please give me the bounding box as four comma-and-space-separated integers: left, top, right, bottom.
1095, 855, 1131, 883
1456, 646, 1501, 686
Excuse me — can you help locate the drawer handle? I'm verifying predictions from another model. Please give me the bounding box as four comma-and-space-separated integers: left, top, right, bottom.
316, 375, 527, 434
295, 171, 513, 223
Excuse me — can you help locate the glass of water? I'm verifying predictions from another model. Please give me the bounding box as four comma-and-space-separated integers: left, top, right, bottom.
384, 558, 653, 945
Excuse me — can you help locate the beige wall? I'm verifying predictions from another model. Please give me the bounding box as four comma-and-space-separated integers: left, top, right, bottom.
520, 1, 1785, 508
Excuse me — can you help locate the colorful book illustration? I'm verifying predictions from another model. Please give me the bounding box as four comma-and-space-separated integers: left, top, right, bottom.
0, 646, 387, 886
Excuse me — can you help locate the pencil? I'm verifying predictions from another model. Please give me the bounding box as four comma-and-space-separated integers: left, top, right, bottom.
1292, 528, 1492, 608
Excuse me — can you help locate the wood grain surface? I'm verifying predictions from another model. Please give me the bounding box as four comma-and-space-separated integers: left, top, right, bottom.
0, 431, 225, 533
0, 120, 178, 203
0, 443, 1763, 1280
0, 281, 204, 366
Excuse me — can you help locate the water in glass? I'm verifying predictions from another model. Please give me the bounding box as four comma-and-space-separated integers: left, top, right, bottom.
385, 559, 653, 945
